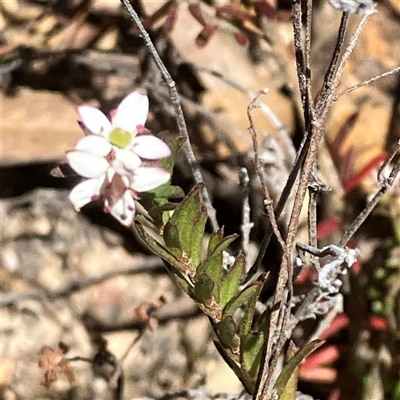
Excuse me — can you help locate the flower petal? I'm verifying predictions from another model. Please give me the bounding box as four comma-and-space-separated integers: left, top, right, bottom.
69, 177, 104, 211
130, 167, 170, 192
134, 135, 171, 160
113, 149, 142, 176
78, 105, 112, 137
110, 190, 136, 226
75, 135, 112, 157
67, 150, 109, 178
113, 91, 149, 134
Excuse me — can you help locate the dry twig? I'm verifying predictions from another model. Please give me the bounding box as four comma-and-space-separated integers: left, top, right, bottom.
120, 0, 219, 231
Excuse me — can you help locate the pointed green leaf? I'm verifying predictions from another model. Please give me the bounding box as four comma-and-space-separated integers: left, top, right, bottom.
240, 280, 263, 338
215, 316, 239, 350
153, 184, 184, 199
190, 203, 207, 268
240, 331, 265, 378
196, 252, 222, 302
207, 228, 224, 256
136, 223, 194, 276
275, 339, 324, 397
280, 364, 298, 400
170, 185, 206, 263
196, 235, 238, 302
223, 282, 263, 319
277, 342, 299, 400
220, 253, 246, 308
135, 213, 159, 231
193, 273, 214, 303
207, 234, 238, 258
255, 308, 271, 334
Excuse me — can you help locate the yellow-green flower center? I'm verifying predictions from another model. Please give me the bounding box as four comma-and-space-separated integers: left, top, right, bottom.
109, 127, 132, 148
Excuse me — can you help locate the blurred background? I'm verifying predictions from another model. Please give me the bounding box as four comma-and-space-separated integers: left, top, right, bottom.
1, 1, 399, 399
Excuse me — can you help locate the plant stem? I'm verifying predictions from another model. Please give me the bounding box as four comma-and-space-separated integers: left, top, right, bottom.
120, 0, 219, 231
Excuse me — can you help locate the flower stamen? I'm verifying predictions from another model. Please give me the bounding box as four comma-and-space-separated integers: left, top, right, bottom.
109, 127, 133, 148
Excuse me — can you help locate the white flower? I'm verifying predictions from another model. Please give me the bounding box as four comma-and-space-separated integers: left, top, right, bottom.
67, 91, 172, 226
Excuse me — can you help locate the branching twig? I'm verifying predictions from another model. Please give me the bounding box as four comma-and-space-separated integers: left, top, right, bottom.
255, 7, 373, 399
120, 0, 219, 231
247, 90, 286, 251
335, 66, 400, 99
249, 91, 288, 400
316, 13, 349, 111
320, 13, 372, 116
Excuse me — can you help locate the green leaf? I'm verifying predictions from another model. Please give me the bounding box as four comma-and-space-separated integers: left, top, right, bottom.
277, 342, 299, 400
196, 252, 222, 302
152, 184, 184, 200
158, 136, 186, 174
275, 339, 324, 397
170, 185, 207, 263
240, 279, 264, 338
207, 228, 224, 256
190, 204, 208, 268
213, 340, 256, 395
193, 273, 214, 303
220, 253, 246, 308
223, 282, 263, 320
240, 331, 265, 378
138, 136, 185, 227
135, 213, 159, 231
208, 234, 238, 258
215, 316, 239, 350
255, 308, 271, 334
280, 364, 298, 400
136, 223, 194, 276
196, 234, 238, 302
163, 221, 182, 252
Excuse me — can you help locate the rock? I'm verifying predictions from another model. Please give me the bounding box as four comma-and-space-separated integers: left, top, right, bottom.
1, 90, 82, 166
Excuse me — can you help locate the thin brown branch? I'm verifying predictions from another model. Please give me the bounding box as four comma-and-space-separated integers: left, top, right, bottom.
321, 14, 372, 116
255, 10, 373, 400
316, 13, 349, 111
120, 0, 219, 231
308, 182, 319, 268
249, 91, 288, 400
247, 89, 286, 251
335, 66, 400, 99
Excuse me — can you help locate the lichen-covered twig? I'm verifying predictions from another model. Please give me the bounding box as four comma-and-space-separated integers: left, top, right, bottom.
239, 167, 254, 261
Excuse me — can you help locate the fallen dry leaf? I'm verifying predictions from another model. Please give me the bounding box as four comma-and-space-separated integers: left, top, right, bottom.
38, 342, 74, 389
